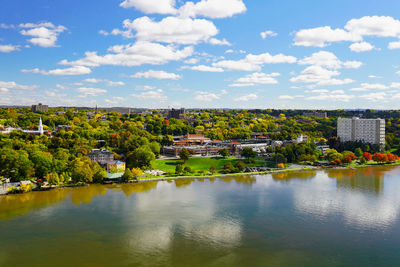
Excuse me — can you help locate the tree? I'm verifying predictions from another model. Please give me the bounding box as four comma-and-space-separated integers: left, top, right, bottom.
223, 162, 234, 173
131, 168, 143, 178
218, 148, 230, 158
372, 153, 388, 163
175, 164, 183, 174
127, 146, 155, 169
235, 161, 245, 172
363, 152, 372, 161
354, 148, 363, 158
273, 153, 287, 164
240, 147, 257, 162
45, 172, 60, 185
70, 158, 93, 183
121, 168, 134, 181
179, 148, 190, 162
93, 167, 107, 183
209, 166, 216, 174
184, 166, 192, 173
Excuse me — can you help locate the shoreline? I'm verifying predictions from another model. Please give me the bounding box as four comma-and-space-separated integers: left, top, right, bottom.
3, 161, 400, 195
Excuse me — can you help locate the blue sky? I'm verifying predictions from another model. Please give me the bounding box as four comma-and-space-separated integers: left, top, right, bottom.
1, 0, 400, 109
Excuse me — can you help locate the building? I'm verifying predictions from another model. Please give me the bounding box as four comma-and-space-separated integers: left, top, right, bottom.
173, 134, 211, 146
296, 134, 308, 143
87, 149, 114, 164
337, 117, 385, 146
1, 118, 44, 135
303, 111, 328, 118
167, 108, 185, 119
31, 103, 48, 113
106, 160, 126, 172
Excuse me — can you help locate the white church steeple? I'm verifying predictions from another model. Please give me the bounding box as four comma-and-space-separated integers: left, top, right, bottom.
38, 117, 44, 135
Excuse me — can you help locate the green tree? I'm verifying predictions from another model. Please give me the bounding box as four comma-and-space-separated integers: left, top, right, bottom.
179, 148, 190, 162
355, 147, 363, 158
175, 164, 183, 174
45, 172, 60, 185
184, 166, 192, 173
224, 162, 234, 173
235, 161, 246, 172
127, 146, 155, 169
218, 148, 230, 158
121, 168, 134, 181
240, 147, 257, 162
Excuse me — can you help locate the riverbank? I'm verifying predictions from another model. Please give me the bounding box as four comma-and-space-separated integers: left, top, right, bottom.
2, 161, 400, 195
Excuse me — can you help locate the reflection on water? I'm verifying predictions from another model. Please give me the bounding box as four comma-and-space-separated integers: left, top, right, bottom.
2, 166, 400, 266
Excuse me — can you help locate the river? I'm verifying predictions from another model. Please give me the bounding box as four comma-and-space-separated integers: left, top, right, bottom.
1, 166, 400, 266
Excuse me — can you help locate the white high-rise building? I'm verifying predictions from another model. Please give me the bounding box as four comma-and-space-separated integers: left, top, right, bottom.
337, 117, 385, 146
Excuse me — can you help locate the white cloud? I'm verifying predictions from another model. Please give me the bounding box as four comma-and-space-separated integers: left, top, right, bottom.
390, 82, 400, 89
225, 49, 234, 54
107, 80, 125, 86
76, 87, 107, 97
119, 0, 177, 14
22, 66, 92, 75
230, 72, 280, 87
306, 93, 355, 102
290, 66, 354, 86
350, 83, 388, 91
179, 0, 246, 19
279, 95, 295, 100
360, 92, 387, 101
132, 89, 168, 101
209, 38, 231, 46
294, 26, 359, 47
112, 16, 218, 45
397, 71, 400, 76
98, 30, 109, 36
83, 78, 125, 86
260, 30, 277, 39
298, 51, 362, 69
104, 97, 125, 105
136, 85, 156, 90
19, 22, 67, 47
0, 44, 20, 53
234, 93, 257, 101
60, 41, 193, 67
213, 52, 296, 71
84, 78, 102, 83
345, 16, 400, 38
388, 41, 400, 50
349, 42, 375, 52
182, 65, 224, 72
131, 70, 182, 80
194, 91, 220, 101
294, 16, 400, 48
0, 81, 38, 91
184, 58, 199, 64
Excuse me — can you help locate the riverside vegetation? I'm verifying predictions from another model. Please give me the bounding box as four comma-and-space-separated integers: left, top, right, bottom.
2, 108, 400, 193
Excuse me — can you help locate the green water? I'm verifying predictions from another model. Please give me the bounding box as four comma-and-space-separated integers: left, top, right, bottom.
1, 166, 400, 266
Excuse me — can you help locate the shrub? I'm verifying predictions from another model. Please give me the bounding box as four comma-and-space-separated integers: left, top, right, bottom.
235, 161, 246, 171
184, 166, 192, 173
20, 183, 34, 193
277, 163, 285, 168
7, 186, 20, 194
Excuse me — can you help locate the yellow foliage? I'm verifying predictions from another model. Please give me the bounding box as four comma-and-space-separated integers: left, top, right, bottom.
277, 163, 285, 168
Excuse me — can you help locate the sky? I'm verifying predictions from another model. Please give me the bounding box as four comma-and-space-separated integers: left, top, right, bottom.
1, 0, 400, 109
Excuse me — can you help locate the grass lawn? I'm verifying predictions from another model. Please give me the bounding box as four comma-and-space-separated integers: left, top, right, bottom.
153, 157, 272, 173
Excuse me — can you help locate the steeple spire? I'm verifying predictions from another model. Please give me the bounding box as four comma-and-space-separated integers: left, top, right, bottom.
38, 117, 44, 135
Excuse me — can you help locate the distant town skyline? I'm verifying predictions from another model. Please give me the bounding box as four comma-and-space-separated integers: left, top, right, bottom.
1, 0, 400, 109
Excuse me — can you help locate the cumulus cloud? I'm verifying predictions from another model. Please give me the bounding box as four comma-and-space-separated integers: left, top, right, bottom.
230, 72, 280, 87
209, 38, 231, 46
306, 92, 355, 102
182, 65, 224, 72
290, 65, 354, 86
349, 83, 388, 91
83, 78, 125, 86
388, 41, 400, 50
213, 52, 296, 71
60, 41, 193, 67
179, 0, 246, 19
234, 93, 257, 101
359, 92, 387, 101
120, 0, 177, 14
0, 81, 38, 91
21, 66, 92, 75
349, 42, 375, 52
76, 87, 107, 97
298, 51, 362, 69
194, 91, 220, 101
294, 16, 400, 48
260, 30, 277, 39
132, 89, 168, 101
111, 16, 218, 45
0, 44, 20, 53
20, 22, 67, 47
104, 96, 125, 105
131, 70, 182, 80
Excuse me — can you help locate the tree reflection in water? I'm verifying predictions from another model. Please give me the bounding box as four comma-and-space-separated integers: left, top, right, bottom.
272, 171, 317, 182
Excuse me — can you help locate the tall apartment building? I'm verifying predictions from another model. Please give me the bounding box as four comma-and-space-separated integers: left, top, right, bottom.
167, 108, 185, 119
337, 117, 385, 146
302, 111, 328, 118
31, 103, 48, 112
